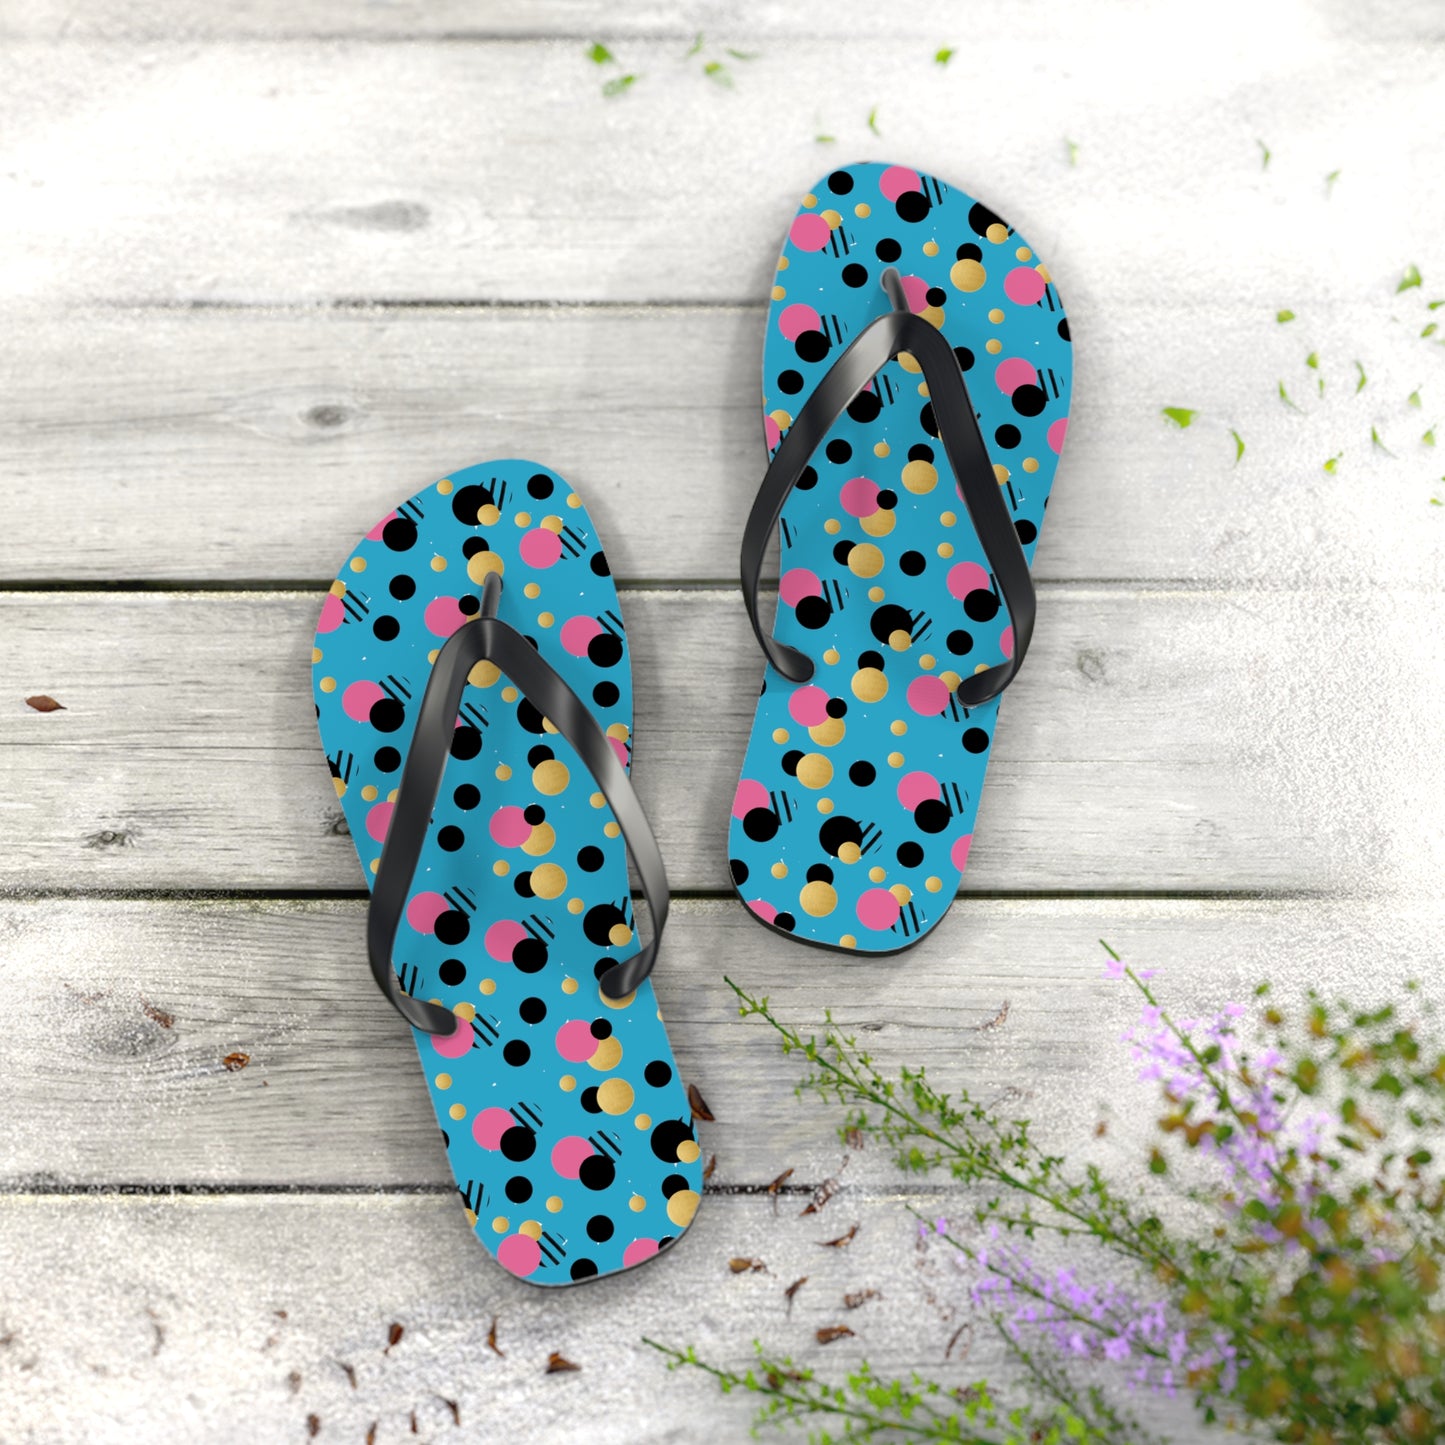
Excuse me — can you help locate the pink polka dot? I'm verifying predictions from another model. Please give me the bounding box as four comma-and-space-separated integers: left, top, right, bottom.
857, 888, 902, 932
1047, 417, 1069, 454
906, 675, 951, 717
471, 1106, 514, 1150
556, 1020, 597, 1064
840, 476, 881, 517
365, 511, 398, 541
951, 834, 973, 871
779, 568, 822, 607
484, 919, 528, 963
898, 274, 930, 314
365, 801, 394, 843
1004, 267, 1047, 306
316, 594, 345, 634
623, 1237, 660, 1267
764, 411, 782, 451
341, 679, 385, 722
424, 596, 467, 637
778, 303, 823, 341
748, 898, 779, 925
431, 1015, 474, 1059
609, 736, 630, 768
520, 527, 563, 570
896, 770, 941, 810
406, 891, 449, 934
560, 614, 602, 658
732, 778, 771, 821
878, 165, 922, 202
994, 357, 1037, 395
550, 1134, 594, 1179
1000, 625, 1015, 658
789, 214, 830, 252
497, 1232, 542, 1278
788, 685, 831, 727
947, 562, 992, 600
490, 806, 532, 848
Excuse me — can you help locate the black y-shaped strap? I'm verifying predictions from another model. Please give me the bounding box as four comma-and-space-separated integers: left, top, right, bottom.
368, 572, 669, 1032
740, 267, 1036, 707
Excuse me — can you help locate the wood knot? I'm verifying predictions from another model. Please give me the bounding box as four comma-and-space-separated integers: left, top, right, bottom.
305, 403, 351, 430
84, 827, 136, 849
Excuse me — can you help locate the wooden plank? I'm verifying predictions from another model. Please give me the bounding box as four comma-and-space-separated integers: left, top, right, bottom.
2, 304, 1440, 588
0, 1189, 1216, 1444
1, 38, 1440, 306
7, 587, 1443, 894
2, 896, 1438, 1190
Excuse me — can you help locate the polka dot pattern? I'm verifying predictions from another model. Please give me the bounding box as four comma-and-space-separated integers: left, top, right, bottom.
313, 462, 703, 1283
729, 164, 1072, 953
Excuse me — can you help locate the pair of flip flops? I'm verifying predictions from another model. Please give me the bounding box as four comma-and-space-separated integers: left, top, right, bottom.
312, 162, 1072, 1287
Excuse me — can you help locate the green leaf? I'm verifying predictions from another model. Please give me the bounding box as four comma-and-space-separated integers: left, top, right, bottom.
1148, 1148, 1168, 1175
1423, 322, 1439, 339
1162, 406, 1197, 429
1278, 380, 1302, 411
1065, 138, 1080, 167
814, 133, 836, 145
1323, 453, 1342, 474
1424, 429, 1437, 447
1306, 351, 1319, 369
1325, 168, 1342, 196
684, 31, 704, 57
1277, 309, 1295, 323
703, 60, 733, 86
1257, 138, 1271, 170
601, 73, 637, 97
1372, 424, 1394, 455
1432, 496, 1443, 506
1409, 388, 1423, 407
1354, 360, 1368, 393
934, 46, 954, 65
587, 41, 614, 64
725, 47, 759, 60
867, 106, 881, 135
1398, 263, 1423, 292
1231, 429, 1246, 464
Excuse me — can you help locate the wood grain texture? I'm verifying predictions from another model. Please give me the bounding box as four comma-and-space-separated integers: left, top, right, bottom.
2, 895, 1437, 1191
7, 587, 1443, 896
1, 33, 1441, 307
3, 302, 1441, 588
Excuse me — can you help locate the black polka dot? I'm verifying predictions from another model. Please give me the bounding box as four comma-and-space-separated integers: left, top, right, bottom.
438, 957, 467, 986
586, 1214, 615, 1242
947, 629, 974, 655
920, 402, 939, 437
582, 903, 629, 949
774, 912, 797, 932
450, 484, 491, 525
512, 937, 548, 973
435, 911, 470, 946
896, 190, 931, 223
461, 537, 486, 559
897, 840, 924, 868
827, 169, 855, 194
523, 803, 545, 825
795, 595, 832, 634
1016, 519, 1038, 545
389, 574, 416, 601
875, 237, 902, 262
877, 488, 898, 510
915, 799, 951, 834
590, 552, 611, 577
505, 1175, 532, 1203
849, 760, 876, 787
795, 465, 818, 491
587, 632, 624, 668
968, 202, 1003, 237
870, 603, 914, 645
372, 614, 400, 642
994, 424, 1021, 449
825, 438, 852, 465
453, 783, 480, 810
963, 727, 991, 754
513, 871, 534, 898
964, 589, 1001, 623
956, 242, 983, 261
570, 1258, 598, 1280
819, 815, 864, 856
503, 1039, 530, 1067
743, 806, 778, 842
778, 369, 804, 394
579, 1153, 615, 1191
825, 697, 847, 718
450, 725, 482, 760
581, 1086, 601, 1114
1057, 318, 1071, 342
795, 330, 831, 364
780, 749, 803, 777
382, 516, 417, 552
650, 1119, 693, 1163
437, 825, 464, 852
644, 1060, 672, 1088
954, 346, 976, 373
661, 1173, 688, 1198
926, 285, 947, 307
908, 443, 935, 463
806, 862, 834, 884
576, 845, 604, 872
900, 550, 926, 576
592, 680, 620, 708
369, 697, 404, 733
527, 472, 554, 499
374, 746, 401, 773
842, 262, 868, 288
457, 594, 480, 617
590, 1018, 612, 1040
500, 1125, 535, 1161
518, 996, 547, 1025
730, 857, 749, 886
847, 390, 881, 423
1011, 384, 1047, 418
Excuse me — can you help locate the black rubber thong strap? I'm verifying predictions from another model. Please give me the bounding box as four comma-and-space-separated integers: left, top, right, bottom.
740, 266, 1036, 708
367, 572, 670, 1032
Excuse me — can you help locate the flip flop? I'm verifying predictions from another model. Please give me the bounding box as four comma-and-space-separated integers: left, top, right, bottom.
730, 163, 1072, 954
313, 463, 703, 1285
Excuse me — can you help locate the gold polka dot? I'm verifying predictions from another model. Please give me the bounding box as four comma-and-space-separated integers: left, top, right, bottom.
333, 778, 347, 798
519, 1219, 542, 1240
986, 339, 1003, 354
838, 841, 862, 865
629, 1193, 647, 1212
589, 1036, 622, 1071
796, 753, 834, 790
566, 492, 582, 509
852, 667, 888, 702
387, 789, 399, 803
477, 503, 500, 527
514, 511, 532, 528
496, 763, 512, 781
769, 408, 793, 431
521, 822, 555, 857
348, 556, 367, 573
437, 479, 453, 495
772, 727, 789, 744
430, 555, 447, 572
523, 581, 541, 599
859, 509, 896, 538
817, 798, 834, 814
988, 307, 1005, 323
777, 256, 789, 271
600, 986, 636, 1010
530, 863, 567, 899
887, 751, 905, 768
888, 628, 911, 652
938, 542, 955, 558
869, 866, 887, 884
608, 922, 633, 947
677, 1139, 701, 1164
1023, 456, 1039, 473
940, 511, 956, 527
319, 676, 337, 693
919, 654, 936, 670
1016, 245, 1033, 261
560, 1074, 576, 1091
492, 1216, 509, 1234
603, 821, 621, 839
634, 1114, 651, 1130
311, 646, 323, 664
897, 350, 921, 373
917, 382, 930, 398
427, 648, 440, 664
501, 686, 518, 703
940, 670, 962, 690
435, 1073, 452, 1090
921, 305, 945, 329
823, 648, 840, 665
453, 1001, 476, 1021
800, 880, 837, 917
597, 1078, 635, 1115
890, 883, 912, 905
328, 580, 347, 598
537, 611, 554, 628
890, 719, 908, 735
567, 898, 585, 915
847, 543, 884, 578
370, 858, 380, 873
467, 659, 500, 689
562, 976, 579, 993
546, 1196, 563, 1213
926, 876, 944, 893
902, 460, 938, 494
771, 285, 786, 301
803, 192, 817, 208
480, 978, 496, 995
824, 517, 841, 535
590, 791, 606, 808
809, 716, 846, 747
667, 1189, 701, 1228
449, 1103, 466, 1120
993, 463, 1010, 484
950, 259, 986, 292
493, 859, 510, 877
467, 551, 504, 584
821, 208, 842, 228
867, 585, 885, 602
986, 222, 1009, 244
1035, 263, 1052, 283
975, 662, 992, 674
360, 784, 378, 801
533, 759, 570, 795
606, 722, 630, 741
839, 934, 858, 948
771, 861, 788, 879
854, 202, 872, 218
464, 1208, 477, 1227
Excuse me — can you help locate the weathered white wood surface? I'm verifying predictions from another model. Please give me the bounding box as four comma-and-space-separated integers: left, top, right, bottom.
7, 588, 1445, 896
2, 896, 1439, 1191
2, 1, 1443, 1440
1, 302, 1440, 588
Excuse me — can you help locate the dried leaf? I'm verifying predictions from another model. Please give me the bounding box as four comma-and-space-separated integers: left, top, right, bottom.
306, 1416, 320, 1439
440, 1397, 460, 1426
24, 695, 64, 712
384, 1322, 403, 1355
844, 1126, 864, 1150
766, 1167, 794, 1199
686, 1083, 715, 1121
487, 1316, 504, 1358
970, 1000, 1010, 1033
702, 1154, 717, 1182
546, 1352, 581, 1374
366, 1424, 377, 1445
288, 1370, 302, 1394
410, 1411, 418, 1434
729, 1257, 768, 1274
946, 1321, 973, 1359
142, 1002, 174, 1029
843, 1288, 879, 1309
336, 1361, 356, 1389
1094, 1120, 1108, 1138
820, 1223, 859, 1249
222, 1052, 250, 1072
800, 1159, 848, 1215
816, 1325, 855, 1344
145, 1307, 164, 1355
784, 1277, 809, 1313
